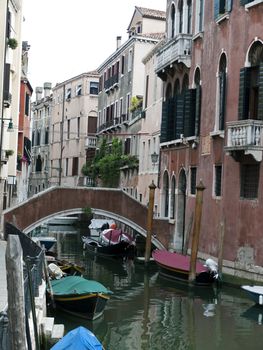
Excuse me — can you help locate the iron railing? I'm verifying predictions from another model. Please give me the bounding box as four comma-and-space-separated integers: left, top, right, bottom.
1, 222, 45, 350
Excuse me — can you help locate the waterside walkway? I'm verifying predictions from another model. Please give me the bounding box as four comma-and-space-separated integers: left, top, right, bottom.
0, 240, 7, 311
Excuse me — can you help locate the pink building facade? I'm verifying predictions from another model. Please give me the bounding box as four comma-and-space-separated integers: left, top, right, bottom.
157, 0, 263, 280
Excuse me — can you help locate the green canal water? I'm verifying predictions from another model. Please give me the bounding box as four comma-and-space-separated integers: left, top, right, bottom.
45, 227, 263, 350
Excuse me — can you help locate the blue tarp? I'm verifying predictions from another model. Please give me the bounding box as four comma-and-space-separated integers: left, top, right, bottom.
51, 326, 103, 350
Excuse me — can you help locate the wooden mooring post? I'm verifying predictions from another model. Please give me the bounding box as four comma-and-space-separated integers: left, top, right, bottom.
144, 181, 156, 265
6, 234, 27, 349
189, 180, 206, 283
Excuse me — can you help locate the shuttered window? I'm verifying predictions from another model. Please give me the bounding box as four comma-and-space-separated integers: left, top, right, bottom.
238, 64, 263, 120
184, 89, 196, 137
175, 94, 184, 139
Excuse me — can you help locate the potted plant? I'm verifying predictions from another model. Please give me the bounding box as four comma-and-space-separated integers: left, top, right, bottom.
5, 149, 14, 158
7, 38, 18, 50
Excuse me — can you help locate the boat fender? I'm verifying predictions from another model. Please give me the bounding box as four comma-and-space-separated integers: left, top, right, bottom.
259, 295, 263, 305
204, 258, 219, 280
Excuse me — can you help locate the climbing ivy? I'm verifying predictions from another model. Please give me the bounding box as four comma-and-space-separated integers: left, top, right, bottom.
82, 138, 138, 188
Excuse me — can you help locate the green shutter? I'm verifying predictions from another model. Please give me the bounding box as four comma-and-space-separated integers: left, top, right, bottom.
257, 63, 263, 121
175, 94, 184, 139
168, 98, 176, 141
214, 0, 220, 19
160, 101, 168, 143
184, 89, 196, 137
238, 67, 251, 120
195, 85, 202, 136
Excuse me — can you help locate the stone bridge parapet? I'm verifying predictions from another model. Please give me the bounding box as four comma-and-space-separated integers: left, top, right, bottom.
3, 186, 173, 248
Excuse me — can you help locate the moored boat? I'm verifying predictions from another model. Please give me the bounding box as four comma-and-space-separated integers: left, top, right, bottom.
152, 249, 218, 286
82, 228, 136, 259
241, 285, 263, 305
32, 236, 57, 251
47, 275, 112, 320
50, 326, 104, 350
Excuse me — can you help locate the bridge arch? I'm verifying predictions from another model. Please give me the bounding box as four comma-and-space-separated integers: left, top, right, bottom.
3, 186, 173, 249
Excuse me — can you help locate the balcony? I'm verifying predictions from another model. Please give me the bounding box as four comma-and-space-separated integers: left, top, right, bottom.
85, 136, 97, 149
155, 34, 192, 76
225, 119, 263, 162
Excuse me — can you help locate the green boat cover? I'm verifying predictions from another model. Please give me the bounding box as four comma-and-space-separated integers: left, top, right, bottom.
49, 276, 112, 295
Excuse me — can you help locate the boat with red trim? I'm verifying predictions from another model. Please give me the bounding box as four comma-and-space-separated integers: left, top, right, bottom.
152, 249, 218, 286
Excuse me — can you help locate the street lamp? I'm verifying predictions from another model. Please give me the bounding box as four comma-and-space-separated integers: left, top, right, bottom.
3, 118, 14, 132
151, 151, 159, 165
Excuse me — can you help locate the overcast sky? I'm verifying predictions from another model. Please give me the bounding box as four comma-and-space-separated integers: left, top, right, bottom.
22, 0, 166, 94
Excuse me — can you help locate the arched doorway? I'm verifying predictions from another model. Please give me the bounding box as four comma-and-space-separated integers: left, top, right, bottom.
175, 169, 187, 251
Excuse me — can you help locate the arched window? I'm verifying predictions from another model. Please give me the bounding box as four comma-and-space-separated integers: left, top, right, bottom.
187, 0, 192, 34
163, 171, 169, 217
36, 155, 42, 172
178, 0, 183, 34
239, 42, 263, 120
171, 3, 176, 38
170, 175, 176, 219
194, 67, 202, 136
218, 54, 227, 130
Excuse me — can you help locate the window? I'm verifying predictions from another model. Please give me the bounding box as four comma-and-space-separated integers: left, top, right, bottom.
76, 84, 82, 96
25, 93, 30, 116
195, 0, 205, 33
66, 88, 71, 100
145, 75, 149, 108
77, 117, 80, 138
128, 49, 133, 72
187, 0, 192, 34
190, 167, 197, 195
90, 81, 99, 95
214, 0, 232, 20
36, 155, 42, 172
238, 42, 263, 120
126, 94, 130, 116
72, 157, 79, 176
65, 158, 68, 176
240, 164, 259, 199
178, 0, 183, 33
121, 55, 125, 74
45, 127, 49, 144
215, 54, 227, 131
67, 120, 70, 139
170, 4, 175, 38
214, 165, 222, 197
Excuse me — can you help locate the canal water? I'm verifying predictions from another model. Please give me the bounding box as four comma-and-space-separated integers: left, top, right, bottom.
43, 226, 263, 350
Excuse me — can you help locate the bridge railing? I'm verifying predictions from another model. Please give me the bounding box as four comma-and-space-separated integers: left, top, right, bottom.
1, 222, 45, 349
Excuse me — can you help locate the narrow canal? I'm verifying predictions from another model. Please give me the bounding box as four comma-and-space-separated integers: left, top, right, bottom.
42, 226, 263, 350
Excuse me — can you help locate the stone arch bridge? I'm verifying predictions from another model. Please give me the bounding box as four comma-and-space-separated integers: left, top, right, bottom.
3, 186, 173, 249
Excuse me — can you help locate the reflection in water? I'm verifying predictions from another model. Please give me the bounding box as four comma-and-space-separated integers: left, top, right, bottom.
46, 227, 263, 350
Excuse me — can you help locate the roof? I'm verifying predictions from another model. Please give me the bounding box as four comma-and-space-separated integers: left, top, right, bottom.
135, 6, 166, 20
137, 32, 165, 40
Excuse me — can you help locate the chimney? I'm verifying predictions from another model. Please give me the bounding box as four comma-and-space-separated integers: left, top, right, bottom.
43, 82, 52, 98
116, 36, 122, 50
35, 87, 43, 102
